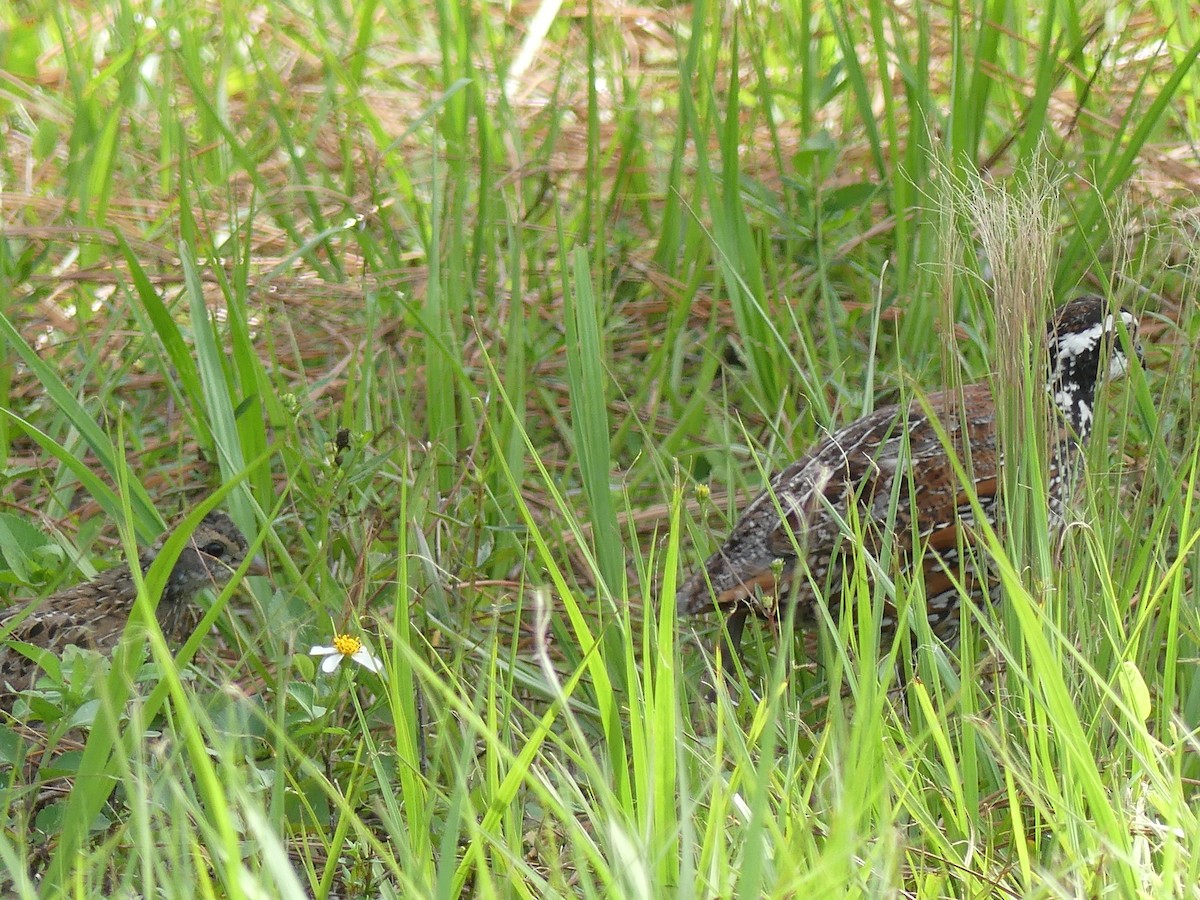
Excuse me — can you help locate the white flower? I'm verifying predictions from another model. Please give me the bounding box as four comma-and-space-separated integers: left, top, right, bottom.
309, 633, 384, 676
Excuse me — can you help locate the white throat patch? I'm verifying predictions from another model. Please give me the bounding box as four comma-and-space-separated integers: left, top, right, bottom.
1056, 321, 1104, 360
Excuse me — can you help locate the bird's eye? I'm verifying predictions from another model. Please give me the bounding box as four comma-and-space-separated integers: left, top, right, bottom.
202, 541, 228, 558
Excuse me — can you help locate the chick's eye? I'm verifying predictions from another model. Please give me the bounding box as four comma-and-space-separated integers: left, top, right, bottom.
202, 541, 228, 558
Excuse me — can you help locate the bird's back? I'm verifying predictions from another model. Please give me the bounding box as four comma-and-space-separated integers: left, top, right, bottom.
675, 382, 1002, 627
0, 567, 145, 694
0, 510, 256, 701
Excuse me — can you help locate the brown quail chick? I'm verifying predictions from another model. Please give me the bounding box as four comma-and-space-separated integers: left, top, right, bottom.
0, 511, 266, 700
678, 296, 1142, 674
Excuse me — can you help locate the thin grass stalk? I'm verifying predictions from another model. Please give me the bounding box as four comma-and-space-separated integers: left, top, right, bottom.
386, 454, 435, 882
562, 246, 623, 598
971, 164, 1057, 583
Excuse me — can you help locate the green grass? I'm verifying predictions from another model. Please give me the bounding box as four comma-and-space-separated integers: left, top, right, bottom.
1, 0, 1199, 895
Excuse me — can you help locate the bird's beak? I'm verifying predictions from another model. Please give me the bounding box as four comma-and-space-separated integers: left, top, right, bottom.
247, 555, 269, 577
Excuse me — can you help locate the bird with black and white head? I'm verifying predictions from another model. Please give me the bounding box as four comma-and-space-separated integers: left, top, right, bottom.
677, 295, 1142, 674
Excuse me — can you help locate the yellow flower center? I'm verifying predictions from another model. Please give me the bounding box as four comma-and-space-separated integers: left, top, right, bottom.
332, 634, 363, 656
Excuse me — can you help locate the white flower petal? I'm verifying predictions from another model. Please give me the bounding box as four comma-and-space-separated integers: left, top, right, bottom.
352, 648, 385, 674
310, 645, 337, 657
320, 653, 344, 674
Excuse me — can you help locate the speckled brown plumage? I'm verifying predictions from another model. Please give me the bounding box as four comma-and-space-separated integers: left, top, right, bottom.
0, 511, 264, 698
678, 296, 1141, 670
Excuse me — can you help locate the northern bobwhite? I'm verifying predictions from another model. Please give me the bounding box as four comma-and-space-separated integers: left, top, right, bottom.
0, 510, 266, 698
677, 296, 1141, 671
